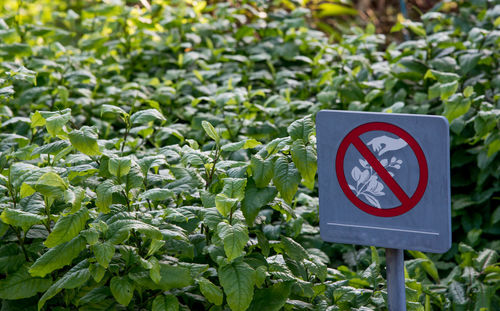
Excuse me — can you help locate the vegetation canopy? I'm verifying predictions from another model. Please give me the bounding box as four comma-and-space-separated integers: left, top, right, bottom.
0, 0, 499, 310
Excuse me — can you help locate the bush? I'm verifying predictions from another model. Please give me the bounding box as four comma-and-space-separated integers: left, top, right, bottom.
0, 0, 498, 310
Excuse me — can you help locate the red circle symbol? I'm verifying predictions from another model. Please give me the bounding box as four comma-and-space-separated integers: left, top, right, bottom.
336, 122, 428, 217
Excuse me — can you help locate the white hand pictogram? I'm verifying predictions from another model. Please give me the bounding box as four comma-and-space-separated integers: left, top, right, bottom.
367, 136, 408, 156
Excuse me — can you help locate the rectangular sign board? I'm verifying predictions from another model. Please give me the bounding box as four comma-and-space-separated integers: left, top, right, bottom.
317, 110, 451, 253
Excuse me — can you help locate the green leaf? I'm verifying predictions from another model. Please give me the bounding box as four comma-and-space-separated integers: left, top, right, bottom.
474, 249, 499, 272
463, 85, 474, 98
250, 156, 274, 188
198, 277, 223, 306
33, 172, 68, 199
222, 178, 247, 200
158, 264, 193, 290
222, 139, 262, 152
241, 180, 277, 226
449, 281, 467, 305
31, 140, 71, 156
0, 265, 51, 300
440, 81, 459, 100
45, 109, 71, 137
218, 222, 249, 262
0, 208, 45, 232
130, 109, 165, 125
247, 281, 293, 311
152, 294, 179, 311
29, 235, 86, 277
0, 244, 25, 274
107, 219, 162, 244
287, 116, 315, 141
69, 126, 101, 156
317, 3, 357, 17
93, 241, 115, 268
201, 120, 220, 144
428, 70, 460, 83
215, 194, 238, 217
38, 259, 90, 310
407, 250, 439, 282
281, 236, 309, 261
459, 53, 481, 75
291, 139, 317, 190
96, 180, 114, 213
219, 261, 255, 311
101, 104, 127, 117
109, 157, 132, 177
110, 276, 135, 306
444, 96, 471, 122
139, 188, 174, 201
44, 207, 89, 248
272, 156, 301, 204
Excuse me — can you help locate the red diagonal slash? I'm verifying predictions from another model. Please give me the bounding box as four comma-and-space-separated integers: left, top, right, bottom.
351, 137, 411, 205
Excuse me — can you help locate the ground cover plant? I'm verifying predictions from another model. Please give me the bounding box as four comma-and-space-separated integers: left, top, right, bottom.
0, 0, 499, 310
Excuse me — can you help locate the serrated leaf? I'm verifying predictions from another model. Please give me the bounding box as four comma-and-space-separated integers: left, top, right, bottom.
69, 126, 101, 156
219, 261, 255, 311
222, 139, 262, 152
31, 140, 71, 156
30, 235, 86, 277
215, 194, 238, 217
93, 241, 115, 268
218, 222, 248, 262
45, 110, 71, 137
198, 277, 223, 306
96, 180, 114, 213
139, 188, 174, 201
273, 156, 301, 204
287, 116, 314, 141
449, 281, 467, 305
0, 265, 51, 300
44, 207, 89, 248
130, 109, 165, 125
281, 236, 309, 261
34, 172, 68, 200
247, 281, 293, 311
0, 208, 45, 232
110, 276, 135, 306
250, 156, 273, 188
107, 219, 162, 244
241, 179, 277, 226
222, 177, 247, 200
152, 294, 179, 311
291, 139, 317, 190
158, 263, 193, 290
109, 157, 132, 177
38, 259, 90, 310
474, 249, 499, 272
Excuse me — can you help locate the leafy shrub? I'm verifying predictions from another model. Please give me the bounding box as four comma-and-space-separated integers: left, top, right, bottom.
0, 0, 499, 310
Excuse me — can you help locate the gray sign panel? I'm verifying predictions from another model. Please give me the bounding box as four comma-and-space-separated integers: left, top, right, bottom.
316, 110, 451, 253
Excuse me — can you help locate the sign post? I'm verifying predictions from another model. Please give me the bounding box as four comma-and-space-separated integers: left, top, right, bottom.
316, 110, 451, 310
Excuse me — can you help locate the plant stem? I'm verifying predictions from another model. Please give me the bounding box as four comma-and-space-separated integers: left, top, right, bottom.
11, 225, 29, 261
205, 147, 220, 189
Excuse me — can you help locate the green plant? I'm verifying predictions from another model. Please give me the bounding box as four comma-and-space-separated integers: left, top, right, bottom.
0, 0, 499, 310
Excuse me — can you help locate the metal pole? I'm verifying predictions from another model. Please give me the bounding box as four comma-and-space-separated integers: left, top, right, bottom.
399, 0, 410, 41
386, 248, 406, 311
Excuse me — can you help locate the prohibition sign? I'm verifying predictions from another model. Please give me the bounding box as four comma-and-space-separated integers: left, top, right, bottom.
336, 122, 428, 217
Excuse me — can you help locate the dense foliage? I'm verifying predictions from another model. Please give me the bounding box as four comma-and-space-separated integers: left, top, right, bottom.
0, 0, 499, 310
